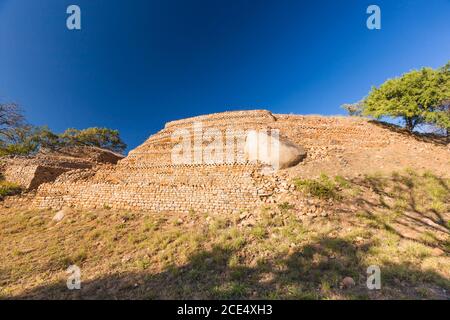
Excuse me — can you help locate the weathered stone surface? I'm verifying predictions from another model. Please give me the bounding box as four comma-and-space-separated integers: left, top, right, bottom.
277, 136, 306, 169
341, 277, 356, 289
52, 208, 69, 222
26, 109, 449, 214
244, 131, 306, 169
0, 146, 123, 190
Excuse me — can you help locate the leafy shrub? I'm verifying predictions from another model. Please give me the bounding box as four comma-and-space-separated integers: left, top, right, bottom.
334, 175, 351, 189
294, 174, 340, 199
278, 202, 294, 211
0, 181, 22, 199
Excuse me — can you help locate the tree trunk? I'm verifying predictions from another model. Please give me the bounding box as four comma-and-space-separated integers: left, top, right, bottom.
405, 118, 414, 132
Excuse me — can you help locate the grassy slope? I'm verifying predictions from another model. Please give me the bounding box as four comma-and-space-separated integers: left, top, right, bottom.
0, 170, 448, 299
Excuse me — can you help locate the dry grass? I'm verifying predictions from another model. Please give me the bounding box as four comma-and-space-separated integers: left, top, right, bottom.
0, 181, 22, 199
0, 170, 448, 299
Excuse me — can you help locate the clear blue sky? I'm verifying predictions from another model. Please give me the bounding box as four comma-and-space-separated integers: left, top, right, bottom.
0, 0, 449, 150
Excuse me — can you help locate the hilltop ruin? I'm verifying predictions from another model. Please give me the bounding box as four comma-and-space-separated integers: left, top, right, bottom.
4, 110, 447, 214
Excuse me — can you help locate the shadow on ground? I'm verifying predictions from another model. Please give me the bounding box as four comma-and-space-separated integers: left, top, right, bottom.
344, 171, 449, 249
369, 120, 448, 146
9, 235, 449, 300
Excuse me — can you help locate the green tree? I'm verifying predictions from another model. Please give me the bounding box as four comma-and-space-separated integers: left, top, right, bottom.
362, 62, 450, 133
0, 102, 44, 156
60, 127, 127, 154
31, 126, 63, 150
0, 125, 40, 156
423, 62, 450, 135
0, 101, 127, 155
0, 103, 25, 141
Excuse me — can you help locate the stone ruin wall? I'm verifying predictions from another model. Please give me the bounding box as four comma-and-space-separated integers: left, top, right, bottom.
2, 161, 42, 190
124, 110, 279, 167
273, 114, 388, 148
1, 158, 92, 190
33, 111, 282, 213
34, 164, 263, 213
31, 110, 431, 214
1, 147, 124, 191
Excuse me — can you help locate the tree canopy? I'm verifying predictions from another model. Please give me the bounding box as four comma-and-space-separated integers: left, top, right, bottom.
59, 127, 127, 154
344, 61, 450, 134
0, 103, 25, 141
0, 102, 127, 156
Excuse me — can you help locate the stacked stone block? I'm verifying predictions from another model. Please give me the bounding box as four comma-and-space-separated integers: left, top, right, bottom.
31, 110, 449, 213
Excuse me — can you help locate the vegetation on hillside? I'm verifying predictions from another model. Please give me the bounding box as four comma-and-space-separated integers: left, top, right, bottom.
0, 180, 22, 200
294, 174, 343, 200
0, 102, 127, 156
0, 170, 448, 299
343, 61, 450, 135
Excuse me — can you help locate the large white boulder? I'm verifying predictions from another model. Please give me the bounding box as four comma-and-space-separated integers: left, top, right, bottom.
245, 130, 306, 170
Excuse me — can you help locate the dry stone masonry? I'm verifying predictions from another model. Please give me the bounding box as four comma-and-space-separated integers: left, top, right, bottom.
30, 110, 450, 214
0, 146, 123, 190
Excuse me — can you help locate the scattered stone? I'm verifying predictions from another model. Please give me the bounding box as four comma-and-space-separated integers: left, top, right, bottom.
121, 255, 132, 263
239, 211, 249, 220
431, 247, 444, 257
52, 208, 69, 222
341, 277, 355, 289
241, 218, 256, 227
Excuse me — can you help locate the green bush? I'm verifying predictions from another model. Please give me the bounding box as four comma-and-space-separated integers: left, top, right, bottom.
334, 175, 351, 189
278, 202, 295, 211
294, 174, 340, 200
0, 181, 22, 199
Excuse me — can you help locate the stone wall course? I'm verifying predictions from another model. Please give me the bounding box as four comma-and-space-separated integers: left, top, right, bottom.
28, 110, 449, 213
